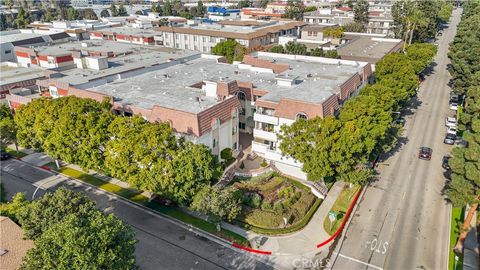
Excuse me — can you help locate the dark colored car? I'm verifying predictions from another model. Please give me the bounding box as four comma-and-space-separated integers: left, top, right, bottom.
442, 155, 451, 170
418, 147, 433, 160
444, 133, 456, 145
0, 151, 12, 161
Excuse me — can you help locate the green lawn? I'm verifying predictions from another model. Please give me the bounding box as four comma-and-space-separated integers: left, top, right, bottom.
54, 166, 250, 247
449, 207, 464, 270
4, 147, 28, 158
323, 185, 360, 235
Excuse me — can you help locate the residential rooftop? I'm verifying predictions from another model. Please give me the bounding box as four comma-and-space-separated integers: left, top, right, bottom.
88, 52, 367, 113
156, 20, 305, 39
338, 35, 403, 63
54, 48, 198, 86
0, 64, 45, 87
0, 216, 35, 270
0, 30, 44, 43
92, 26, 157, 37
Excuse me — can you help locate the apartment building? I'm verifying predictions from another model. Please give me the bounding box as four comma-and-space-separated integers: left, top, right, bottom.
207, 6, 241, 21
338, 33, 403, 65
90, 27, 156, 45
153, 20, 305, 52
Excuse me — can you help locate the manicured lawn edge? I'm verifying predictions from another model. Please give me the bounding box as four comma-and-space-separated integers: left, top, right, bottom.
449, 207, 464, 270
4, 147, 28, 158
323, 185, 361, 236
53, 166, 250, 247
233, 198, 322, 235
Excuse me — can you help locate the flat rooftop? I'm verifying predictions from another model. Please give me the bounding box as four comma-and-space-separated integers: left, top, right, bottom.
0, 64, 45, 86
89, 52, 366, 113
337, 36, 402, 61
30, 39, 161, 57
94, 26, 157, 37
55, 48, 198, 86
0, 30, 44, 43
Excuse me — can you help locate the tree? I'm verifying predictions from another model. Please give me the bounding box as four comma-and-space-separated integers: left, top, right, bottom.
100, 9, 110, 18
309, 48, 324, 57
0, 13, 7, 30
66, 7, 79, 20
0, 103, 17, 150
405, 43, 437, 74
17, 187, 97, 240
163, 0, 173, 16
82, 8, 98, 20
283, 0, 305, 20
20, 210, 138, 270
196, 1, 205, 17
110, 3, 118, 17
0, 192, 28, 223
151, 3, 162, 14
190, 185, 242, 221
165, 141, 220, 205
105, 116, 177, 195
117, 4, 128, 16
269, 45, 285, 54
14, 7, 31, 29
343, 21, 366, 32
324, 50, 338, 59
284, 41, 307, 55
323, 27, 344, 38
438, 2, 453, 23
260, 0, 269, 9
211, 39, 246, 64
353, 0, 369, 25
304, 6, 317, 13
236, 0, 252, 9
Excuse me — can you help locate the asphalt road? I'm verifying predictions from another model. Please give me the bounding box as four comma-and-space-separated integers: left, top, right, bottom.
330, 9, 461, 270
0, 159, 273, 270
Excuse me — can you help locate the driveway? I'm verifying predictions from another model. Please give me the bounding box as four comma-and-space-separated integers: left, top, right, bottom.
330, 9, 461, 270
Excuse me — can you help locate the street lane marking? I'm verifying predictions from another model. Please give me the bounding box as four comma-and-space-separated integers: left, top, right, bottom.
335, 253, 384, 270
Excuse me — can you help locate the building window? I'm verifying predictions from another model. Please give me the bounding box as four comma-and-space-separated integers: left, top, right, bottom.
194, 36, 197, 41
239, 122, 246, 129
212, 138, 216, 148
239, 108, 245, 115
296, 112, 308, 120
184, 35, 188, 41
4, 50, 11, 54
237, 92, 246, 100
209, 36, 215, 42
232, 126, 237, 135
232, 142, 237, 149
49, 87, 58, 98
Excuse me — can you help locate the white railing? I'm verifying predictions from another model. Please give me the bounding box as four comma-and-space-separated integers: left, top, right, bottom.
253, 113, 279, 125
253, 129, 277, 142
264, 148, 302, 168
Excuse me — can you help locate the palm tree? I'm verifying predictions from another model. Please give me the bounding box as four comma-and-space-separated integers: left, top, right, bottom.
402, 9, 428, 50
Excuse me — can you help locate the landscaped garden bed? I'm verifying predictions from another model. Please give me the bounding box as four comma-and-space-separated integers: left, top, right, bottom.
233, 172, 321, 234
323, 184, 360, 235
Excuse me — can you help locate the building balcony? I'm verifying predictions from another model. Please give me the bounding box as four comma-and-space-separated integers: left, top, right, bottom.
254, 128, 277, 141
254, 113, 279, 125
252, 141, 268, 154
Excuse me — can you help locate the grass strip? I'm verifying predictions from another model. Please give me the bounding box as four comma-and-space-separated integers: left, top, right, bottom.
5, 147, 28, 158
449, 207, 464, 270
323, 185, 361, 235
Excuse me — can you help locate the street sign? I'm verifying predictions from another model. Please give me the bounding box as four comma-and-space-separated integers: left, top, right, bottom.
328, 211, 336, 222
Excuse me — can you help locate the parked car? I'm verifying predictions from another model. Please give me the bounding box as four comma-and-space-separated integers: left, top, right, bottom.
444, 133, 456, 145
442, 155, 451, 170
418, 147, 433, 160
450, 93, 459, 103
445, 116, 457, 128
0, 150, 12, 161
395, 117, 406, 126
447, 126, 457, 135
450, 102, 458, 110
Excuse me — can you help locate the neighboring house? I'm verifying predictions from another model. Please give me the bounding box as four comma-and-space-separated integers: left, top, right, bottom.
0, 216, 35, 270
207, 6, 241, 21
337, 33, 403, 66
0, 30, 69, 62
154, 20, 305, 52
90, 27, 156, 45
1, 63, 45, 100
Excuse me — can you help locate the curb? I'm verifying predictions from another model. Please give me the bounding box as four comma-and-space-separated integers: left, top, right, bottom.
316, 187, 363, 248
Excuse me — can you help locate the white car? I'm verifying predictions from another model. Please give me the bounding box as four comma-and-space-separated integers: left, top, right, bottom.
447, 126, 457, 135
450, 102, 458, 110
445, 117, 457, 127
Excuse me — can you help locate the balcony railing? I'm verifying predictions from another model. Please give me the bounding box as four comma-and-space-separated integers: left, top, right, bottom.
253, 128, 277, 142
254, 113, 279, 125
